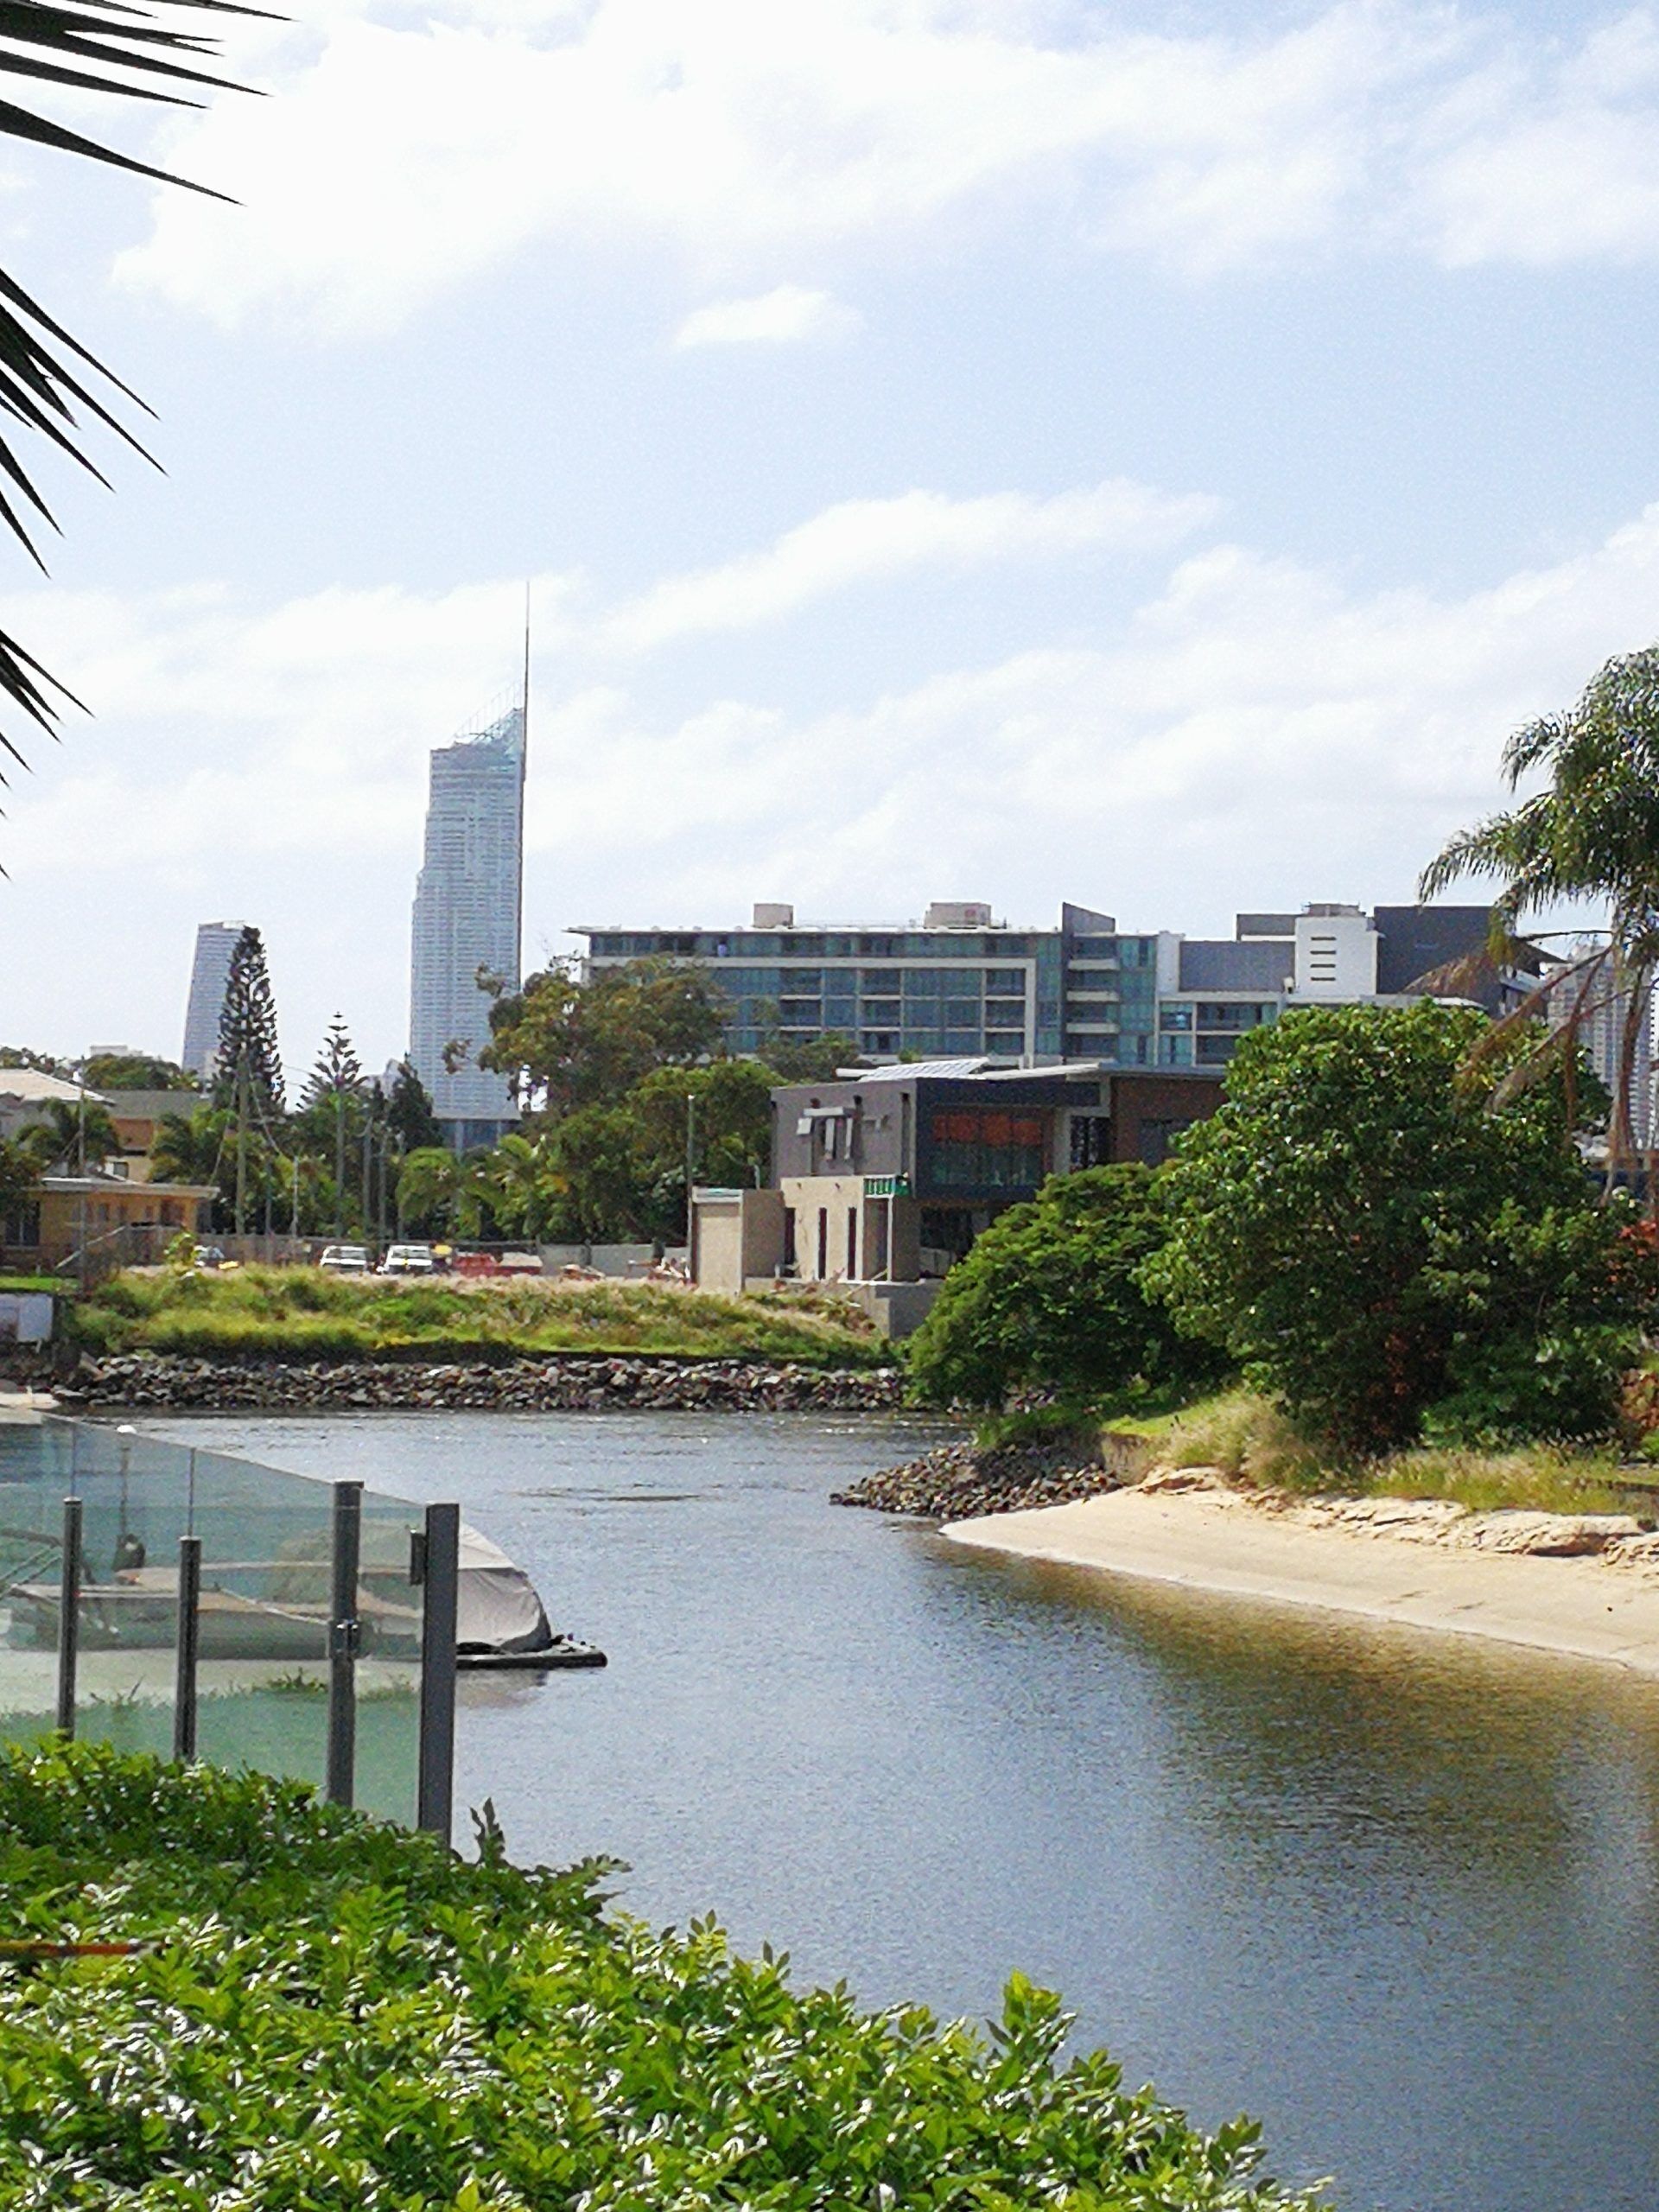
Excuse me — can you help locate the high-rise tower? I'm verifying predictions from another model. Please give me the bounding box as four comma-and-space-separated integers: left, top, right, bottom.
181, 920, 247, 1078
409, 699, 524, 1151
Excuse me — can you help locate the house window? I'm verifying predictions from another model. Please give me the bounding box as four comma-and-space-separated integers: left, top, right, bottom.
927, 1109, 1047, 1189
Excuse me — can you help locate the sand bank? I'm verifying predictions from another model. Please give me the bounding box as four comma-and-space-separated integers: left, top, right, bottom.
942, 1483, 1659, 1673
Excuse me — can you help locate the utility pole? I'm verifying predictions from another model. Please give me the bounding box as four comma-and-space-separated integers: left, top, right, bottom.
360, 1106, 372, 1250
684, 1090, 697, 1245
234, 1049, 249, 1239
290, 1150, 301, 1237
334, 1090, 346, 1237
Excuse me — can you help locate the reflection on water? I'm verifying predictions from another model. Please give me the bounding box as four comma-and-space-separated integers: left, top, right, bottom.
136, 1409, 1659, 2212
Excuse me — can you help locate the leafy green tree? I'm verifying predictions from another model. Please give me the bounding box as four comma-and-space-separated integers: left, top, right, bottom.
1143, 1001, 1650, 1452
215, 927, 284, 1114
630, 1059, 774, 1233
757, 1032, 862, 1082
0, 6, 250, 788
386, 1058, 444, 1154
543, 1106, 654, 1243
1421, 645, 1659, 1177
80, 1054, 196, 1092
906, 1164, 1223, 1410
482, 959, 728, 1116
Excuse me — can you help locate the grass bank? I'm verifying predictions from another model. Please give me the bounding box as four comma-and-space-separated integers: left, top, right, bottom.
1116, 1387, 1649, 1518
0, 1743, 1321, 2209
72, 1266, 887, 1369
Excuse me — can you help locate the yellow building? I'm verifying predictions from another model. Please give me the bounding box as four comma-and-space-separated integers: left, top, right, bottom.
2, 1173, 216, 1276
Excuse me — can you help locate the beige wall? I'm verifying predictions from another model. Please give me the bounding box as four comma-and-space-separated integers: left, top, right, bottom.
690, 1188, 787, 1294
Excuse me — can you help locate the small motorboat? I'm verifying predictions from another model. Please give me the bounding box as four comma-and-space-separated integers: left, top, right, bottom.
3, 1521, 605, 1670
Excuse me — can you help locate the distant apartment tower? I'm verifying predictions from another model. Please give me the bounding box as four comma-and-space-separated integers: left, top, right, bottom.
409, 702, 524, 1151
181, 921, 246, 1078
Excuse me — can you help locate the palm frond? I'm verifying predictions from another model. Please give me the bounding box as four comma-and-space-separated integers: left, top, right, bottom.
0, 0, 273, 788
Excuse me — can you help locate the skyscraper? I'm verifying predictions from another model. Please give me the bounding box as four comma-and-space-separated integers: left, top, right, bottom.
181, 920, 247, 1078
409, 701, 524, 1150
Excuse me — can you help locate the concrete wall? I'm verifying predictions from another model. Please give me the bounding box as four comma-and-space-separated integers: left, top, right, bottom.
690, 1191, 786, 1294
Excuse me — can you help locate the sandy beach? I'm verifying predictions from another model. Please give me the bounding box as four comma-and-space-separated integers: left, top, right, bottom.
943, 1483, 1659, 1674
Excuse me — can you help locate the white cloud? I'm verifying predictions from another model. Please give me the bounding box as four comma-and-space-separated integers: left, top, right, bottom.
600, 479, 1217, 651
11, 493, 1659, 1072
673, 284, 861, 348
100, 1, 1659, 338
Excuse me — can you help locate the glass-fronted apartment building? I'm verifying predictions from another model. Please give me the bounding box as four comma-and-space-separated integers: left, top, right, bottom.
576, 898, 1530, 1073
576, 900, 1166, 1068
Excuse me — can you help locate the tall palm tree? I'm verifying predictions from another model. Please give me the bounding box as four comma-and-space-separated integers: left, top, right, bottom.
0, 1, 256, 788
1421, 645, 1659, 1180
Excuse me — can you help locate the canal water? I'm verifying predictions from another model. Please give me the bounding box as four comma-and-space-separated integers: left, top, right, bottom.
136, 1408, 1659, 2212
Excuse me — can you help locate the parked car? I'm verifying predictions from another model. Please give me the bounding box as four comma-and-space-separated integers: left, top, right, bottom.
318, 1245, 371, 1274
378, 1243, 436, 1276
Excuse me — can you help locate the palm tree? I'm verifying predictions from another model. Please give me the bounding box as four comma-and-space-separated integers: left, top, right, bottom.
0, 3, 253, 786
150, 1103, 230, 1187
1421, 645, 1659, 1180
20, 1096, 120, 1172
477, 1132, 563, 1243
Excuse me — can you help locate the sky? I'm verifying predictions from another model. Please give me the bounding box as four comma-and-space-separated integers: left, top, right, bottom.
4, 0, 1659, 1077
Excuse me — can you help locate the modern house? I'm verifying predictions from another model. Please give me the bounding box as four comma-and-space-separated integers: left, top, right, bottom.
409, 702, 525, 1152
690, 1059, 1224, 1330
577, 897, 1540, 1072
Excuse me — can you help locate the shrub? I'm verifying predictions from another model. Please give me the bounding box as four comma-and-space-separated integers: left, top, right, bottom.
906, 1163, 1225, 1410
0, 1744, 1324, 2210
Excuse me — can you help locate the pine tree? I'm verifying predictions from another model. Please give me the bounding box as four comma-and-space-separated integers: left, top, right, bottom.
215, 927, 284, 1113
301, 1015, 364, 1109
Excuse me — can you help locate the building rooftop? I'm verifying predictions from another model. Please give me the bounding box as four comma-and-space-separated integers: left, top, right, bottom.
0, 1070, 106, 1106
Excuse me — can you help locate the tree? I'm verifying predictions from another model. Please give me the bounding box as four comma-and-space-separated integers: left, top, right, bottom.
216, 928, 284, 1114
757, 1033, 863, 1083
300, 1016, 363, 1109
629, 1060, 774, 1236
1421, 645, 1659, 1180
475, 1130, 563, 1242
149, 1105, 229, 1189
18, 1098, 120, 1174
0, 1047, 67, 1076
906, 1165, 1224, 1411
482, 959, 728, 1116
1142, 1001, 1651, 1452
0, 4, 251, 791
299, 1016, 365, 1236
386, 1059, 444, 1154
80, 1054, 196, 1092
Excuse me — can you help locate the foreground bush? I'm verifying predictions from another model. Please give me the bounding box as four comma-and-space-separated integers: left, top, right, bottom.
1144, 1002, 1656, 1454
906, 1164, 1225, 1411
0, 1744, 1323, 2209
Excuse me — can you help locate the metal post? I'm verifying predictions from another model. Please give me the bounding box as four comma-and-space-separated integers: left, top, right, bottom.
173, 1535, 201, 1762
325, 1481, 361, 1806
416, 1501, 460, 1839
55, 1497, 81, 1737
